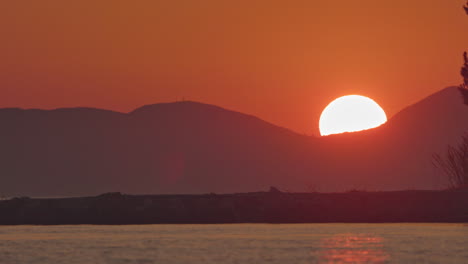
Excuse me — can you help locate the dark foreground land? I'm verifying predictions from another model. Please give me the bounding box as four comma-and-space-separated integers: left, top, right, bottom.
1, 190, 467, 225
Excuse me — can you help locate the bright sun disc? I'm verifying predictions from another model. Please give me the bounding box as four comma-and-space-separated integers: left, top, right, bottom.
319, 95, 387, 136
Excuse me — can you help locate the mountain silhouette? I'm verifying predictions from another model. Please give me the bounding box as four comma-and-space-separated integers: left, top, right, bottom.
0, 87, 467, 196
319, 86, 468, 190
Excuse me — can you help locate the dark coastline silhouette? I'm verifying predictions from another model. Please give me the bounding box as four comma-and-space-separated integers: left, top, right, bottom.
1, 190, 467, 225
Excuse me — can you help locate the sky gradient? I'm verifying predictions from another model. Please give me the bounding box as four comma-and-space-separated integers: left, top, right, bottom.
1, 0, 467, 134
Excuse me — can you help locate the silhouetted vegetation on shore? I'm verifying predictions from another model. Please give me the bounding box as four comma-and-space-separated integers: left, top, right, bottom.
432, 4, 468, 189
0, 190, 467, 225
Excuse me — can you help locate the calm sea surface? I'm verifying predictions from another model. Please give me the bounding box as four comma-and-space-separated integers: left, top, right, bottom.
0, 224, 467, 264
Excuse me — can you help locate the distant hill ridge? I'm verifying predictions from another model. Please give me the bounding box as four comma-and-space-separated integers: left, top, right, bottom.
0, 87, 467, 196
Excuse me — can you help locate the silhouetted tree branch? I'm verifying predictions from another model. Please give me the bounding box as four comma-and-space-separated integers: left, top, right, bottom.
462, 52, 468, 89
433, 2, 468, 189
461, 52, 468, 105
432, 134, 468, 189
461, 2, 468, 104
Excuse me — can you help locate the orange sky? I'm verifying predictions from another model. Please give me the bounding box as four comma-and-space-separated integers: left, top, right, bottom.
0, 0, 467, 135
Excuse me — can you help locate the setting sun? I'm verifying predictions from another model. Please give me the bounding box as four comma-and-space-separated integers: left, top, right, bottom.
319, 95, 387, 136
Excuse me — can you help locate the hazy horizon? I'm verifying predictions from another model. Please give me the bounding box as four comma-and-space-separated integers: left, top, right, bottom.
1, 1, 467, 134
0, 85, 460, 136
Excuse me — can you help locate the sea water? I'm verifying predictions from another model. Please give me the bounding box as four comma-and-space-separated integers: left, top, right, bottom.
0, 224, 467, 264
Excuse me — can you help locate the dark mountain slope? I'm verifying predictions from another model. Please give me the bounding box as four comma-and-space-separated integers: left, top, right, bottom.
320, 87, 468, 190
0, 87, 467, 196
0, 102, 319, 196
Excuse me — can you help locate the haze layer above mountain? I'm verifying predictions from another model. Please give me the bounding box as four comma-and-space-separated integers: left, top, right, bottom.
0, 87, 467, 196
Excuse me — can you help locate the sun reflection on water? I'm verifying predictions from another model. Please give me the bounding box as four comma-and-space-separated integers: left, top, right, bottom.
317, 234, 389, 264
